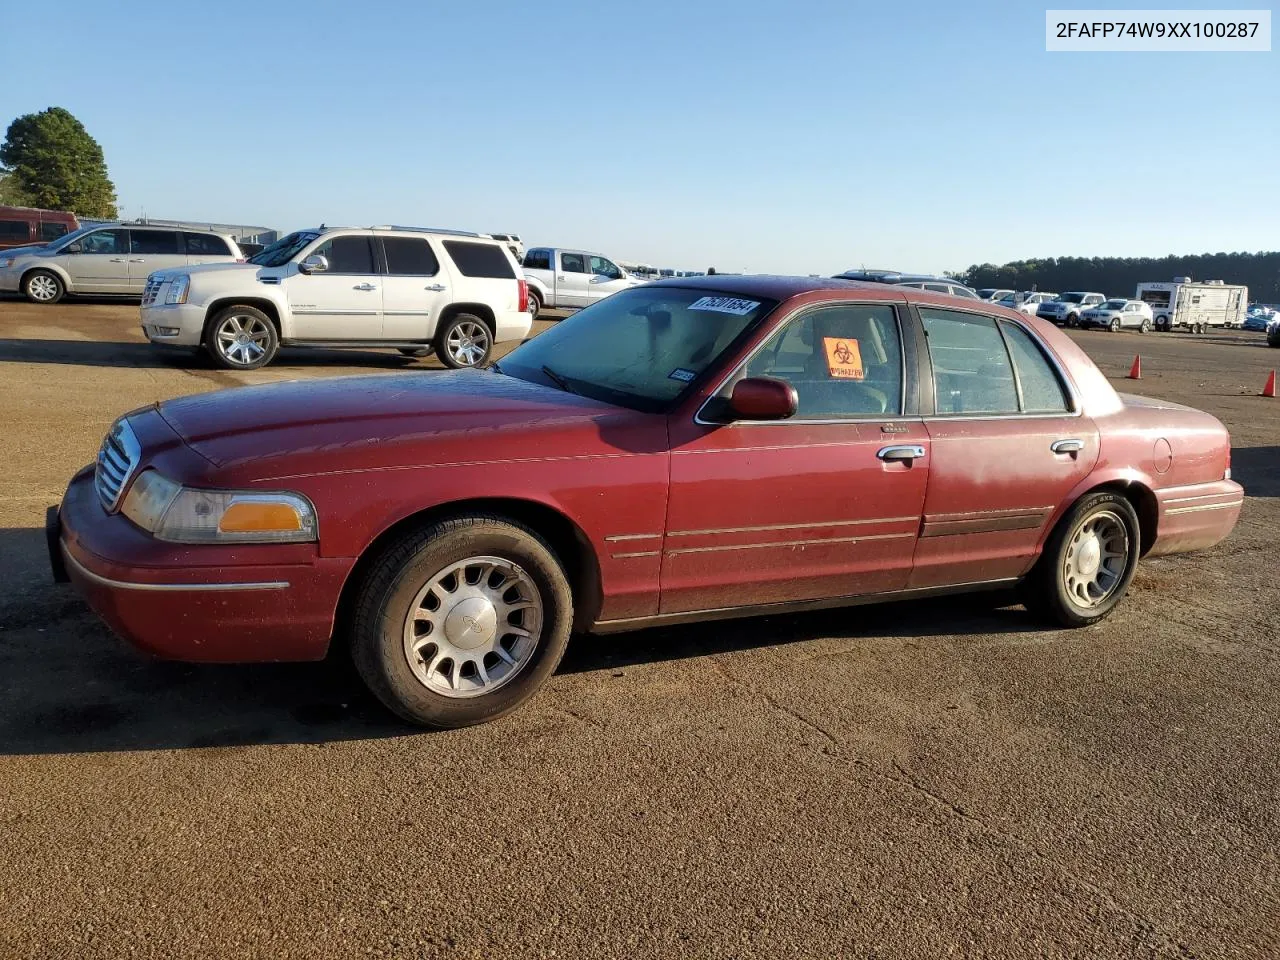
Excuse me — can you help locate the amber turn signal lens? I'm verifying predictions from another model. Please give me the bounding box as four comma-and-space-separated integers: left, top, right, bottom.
218, 501, 303, 533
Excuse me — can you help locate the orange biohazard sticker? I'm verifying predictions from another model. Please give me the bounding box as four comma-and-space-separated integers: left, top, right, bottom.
822, 337, 864, 379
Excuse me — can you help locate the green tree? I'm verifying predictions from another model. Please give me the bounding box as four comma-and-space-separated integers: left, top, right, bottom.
0, 107, 117, 217
0, 169, 32, 205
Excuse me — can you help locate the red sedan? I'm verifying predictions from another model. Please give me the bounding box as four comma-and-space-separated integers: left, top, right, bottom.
50, 276, 1243, 727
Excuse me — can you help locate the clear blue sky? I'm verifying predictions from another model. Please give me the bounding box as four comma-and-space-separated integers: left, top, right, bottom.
1, 0, 1275, 274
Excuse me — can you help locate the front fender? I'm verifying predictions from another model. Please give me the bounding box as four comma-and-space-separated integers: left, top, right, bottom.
21, 261, 73, 292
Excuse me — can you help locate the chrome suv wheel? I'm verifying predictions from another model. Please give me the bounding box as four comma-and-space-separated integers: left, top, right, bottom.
205, 305, 279, 370
351, 515, 573, 728
434, 313, 493, 369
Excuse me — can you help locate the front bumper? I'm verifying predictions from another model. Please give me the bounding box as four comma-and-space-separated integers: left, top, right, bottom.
51, 467, 355, 662
0, 268, 22, 293
140, 301, 206, 346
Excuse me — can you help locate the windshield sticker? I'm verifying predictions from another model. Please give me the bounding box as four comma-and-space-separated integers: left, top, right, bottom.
688, 296, 760, 315
668, 368, 697, 383
823, 337, 865, 380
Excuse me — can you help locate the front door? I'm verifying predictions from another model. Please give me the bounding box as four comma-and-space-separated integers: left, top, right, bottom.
284, 233, 382, 340
555, 251, 591, 308
63, 228, 131, 292
379, 235, 453, 341
126, 229, 188, 293
910, 306, 1100, 588
663, 301, 929, 614
585, 255, 632, 305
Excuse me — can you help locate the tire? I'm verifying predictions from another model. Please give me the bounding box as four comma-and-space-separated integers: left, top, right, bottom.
204, 305, 279, 370
434, 313, 493, 369
1021, 491, 1141, 628
349, 515, 573, 728
23, 270, 64, 304
1109, 318, 1121, 332
1140, 319, 1151, 334
397, 347, 431, 358
1066, 313, 1079, 328
527, 291, 542, 324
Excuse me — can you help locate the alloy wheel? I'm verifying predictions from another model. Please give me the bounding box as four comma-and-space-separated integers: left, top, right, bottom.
215, 314, 272, 366
27, 274, 59, 302
446, 321, 491, 366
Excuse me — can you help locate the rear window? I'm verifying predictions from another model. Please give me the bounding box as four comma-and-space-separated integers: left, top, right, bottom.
442, 240, 515, 279
383, 237, 441, 276
40, 221, 69, 241
184, 232, 232, 256
0, 219, 30, 242
130, 229, 181, 255
523, 249, 552, 270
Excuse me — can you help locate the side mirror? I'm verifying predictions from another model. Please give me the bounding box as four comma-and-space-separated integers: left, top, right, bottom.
65, 242, 82, 254
728, 377, 798, 421
298, 254, 329, 275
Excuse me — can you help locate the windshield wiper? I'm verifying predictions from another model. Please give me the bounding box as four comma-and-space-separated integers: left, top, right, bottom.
540, 365, 578, 395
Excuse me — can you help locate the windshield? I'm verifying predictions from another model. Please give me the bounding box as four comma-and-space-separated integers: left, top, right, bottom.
1058, 293, 1086, 303
1101, 299, 1127, 309
996, 293, 1018, 304
497, 286, 776, 413
40, 223, 101, 252
248, 231, 319, 267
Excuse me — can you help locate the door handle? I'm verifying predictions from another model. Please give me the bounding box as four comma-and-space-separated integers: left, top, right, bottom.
877, 445, 926, 462
424, 284, 447, 292
557, 275, 567, 281
1051, 439, 1084, 455
109, 258, 127, 263
353, 283, 377, 291
128, 258, 146, 263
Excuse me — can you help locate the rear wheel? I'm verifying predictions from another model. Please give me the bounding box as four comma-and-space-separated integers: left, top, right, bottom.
205, 305, 279, 370
1110, 318, 1121, 332
1140, 318, 1151, 333
23, 270, 64, 304
349, 515, 573, 728
1022, 492, 1140, 628
1066, 313, 1079, 328
527, 291, 541, 324
434, 313, 493, 369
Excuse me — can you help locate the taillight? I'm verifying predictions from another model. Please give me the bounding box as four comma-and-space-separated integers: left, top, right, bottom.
517, 278, 529, 314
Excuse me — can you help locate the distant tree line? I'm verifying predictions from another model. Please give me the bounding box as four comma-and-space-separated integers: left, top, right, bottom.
950, 252, 1280, 303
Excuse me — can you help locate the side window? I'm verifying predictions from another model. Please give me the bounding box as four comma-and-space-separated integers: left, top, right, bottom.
184, 232, 232, 256
951, 286, 979, 299
924, 283, 951, 293
560, 252, 586, 273
0, 219, 30, 242
441, 240, 515, 279
40, 221, 69, 241
312, 235, 375, 274
523, 248, 552, 271
383, 237, 440, 276
129, 230, 181, 255
920, 307, 1019, 416
588, 256, 621, 280
998, 321, 1070, 414
79, 229, 127, 255
743, 304, 904, 418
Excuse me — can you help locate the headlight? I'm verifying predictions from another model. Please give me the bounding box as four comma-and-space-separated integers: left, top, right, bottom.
121, 470, 317, 544
165, 274, 190, 304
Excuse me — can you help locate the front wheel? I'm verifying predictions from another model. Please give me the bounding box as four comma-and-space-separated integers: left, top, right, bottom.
1110, 318, 1121, 332
23, 270, 64, 304
1140, 318, 1151, 334
434, 313, 493, 369
1022, 492, 1140, 628
349, 515, 573, 728
1066, 313, 1079, 328
205, 305, 279, 370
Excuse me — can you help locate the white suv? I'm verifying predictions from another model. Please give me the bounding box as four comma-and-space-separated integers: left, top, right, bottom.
140, 226, 532, 370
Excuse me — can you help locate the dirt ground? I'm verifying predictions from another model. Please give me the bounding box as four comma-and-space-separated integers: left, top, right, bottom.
1, 296, 1278, 959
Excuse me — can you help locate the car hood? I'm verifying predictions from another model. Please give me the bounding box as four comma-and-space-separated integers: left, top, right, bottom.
150, 261, 259, 281
1, 244, 49, 259
154, 368, 660, 480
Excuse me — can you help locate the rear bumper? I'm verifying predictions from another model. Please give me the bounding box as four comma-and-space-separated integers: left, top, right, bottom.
1149, 479, 1245, 557
53, 468, 355, 662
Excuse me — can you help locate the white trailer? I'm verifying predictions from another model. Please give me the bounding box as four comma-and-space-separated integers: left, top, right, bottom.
1137, 277, 1248, 333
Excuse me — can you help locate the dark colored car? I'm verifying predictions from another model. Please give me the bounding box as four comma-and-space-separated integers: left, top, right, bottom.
832, 269, 979, 299
0, 204, 79, 250
50, 276, 1243, 728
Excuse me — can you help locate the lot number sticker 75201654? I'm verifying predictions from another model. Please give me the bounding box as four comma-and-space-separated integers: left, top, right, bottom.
688, 296, 760, 315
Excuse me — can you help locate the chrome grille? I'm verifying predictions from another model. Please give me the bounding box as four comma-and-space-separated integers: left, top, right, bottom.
95, 419, 141, 512
141, 276, 164, 305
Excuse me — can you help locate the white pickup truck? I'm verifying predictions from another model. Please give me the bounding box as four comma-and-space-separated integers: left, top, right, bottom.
522, 247, 645, 320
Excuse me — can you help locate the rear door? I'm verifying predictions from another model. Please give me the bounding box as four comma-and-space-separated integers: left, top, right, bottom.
379, 235, 452, 341
183, 231, 237, 266
555, 251, 591, 308
284, 233, 382, 339
127, 229, 187, 291
663, 299, 930, 614
911, 305, 1099, 588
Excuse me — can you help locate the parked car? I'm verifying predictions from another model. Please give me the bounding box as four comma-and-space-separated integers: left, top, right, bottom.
1037, 292, 1107, 327
832, 270, 979, 299
0, 222, 241, 303
485, 233, 524, 262
994, 291, 1059, 316
1243, 305, 1276, 332
522, 247, 645, 320
49, 275, 1242, 729
1079, 299, 1154, 332
140, 226, 530, 370
0, 204, 78, 250
976, 288, 1016, 302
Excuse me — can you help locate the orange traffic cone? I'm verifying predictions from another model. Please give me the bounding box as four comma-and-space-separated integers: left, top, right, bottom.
1263, 370, 1277, 398
1127, 355, 1142, 379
